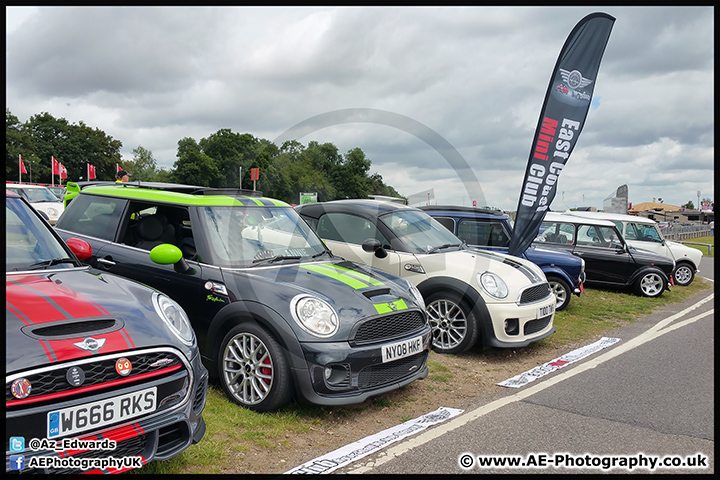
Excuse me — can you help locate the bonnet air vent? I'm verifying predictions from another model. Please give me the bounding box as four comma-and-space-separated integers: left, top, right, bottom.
22, 317, 124, 340
362, 287, 392, 299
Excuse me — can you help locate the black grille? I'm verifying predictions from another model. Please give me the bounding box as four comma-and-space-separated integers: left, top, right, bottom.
193, 374, 208, 415
6, 351, 185, 404
524, 316, 552, 335
353, 310, 426, 344
357, 351, 428, 389
518, 283, 552, 304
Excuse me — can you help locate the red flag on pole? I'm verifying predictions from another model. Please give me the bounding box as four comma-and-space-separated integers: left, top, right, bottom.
117, 164, 122, 172
52, 156, 60, 175
88, 164, 96, 180
60, 164, 68, 180
19, 155, 27, 174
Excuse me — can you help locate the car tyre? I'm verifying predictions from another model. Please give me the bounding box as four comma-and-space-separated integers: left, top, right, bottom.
218, 323, 293, 412
634, 271, 666, 298
547, 275, 571, 311
425, 291, 478, 354
673, 262, 695, 287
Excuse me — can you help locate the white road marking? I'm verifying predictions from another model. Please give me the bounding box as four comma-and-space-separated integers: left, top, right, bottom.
346, 293, 714, 473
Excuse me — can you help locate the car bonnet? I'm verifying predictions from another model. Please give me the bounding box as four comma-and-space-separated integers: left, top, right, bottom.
5, 269, 190, 373
218, 260, 422, 337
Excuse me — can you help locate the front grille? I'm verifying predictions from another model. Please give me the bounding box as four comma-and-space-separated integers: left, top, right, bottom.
357, 351, 428, 389
353, 310, 426, 345
518, 283, 552, 305
6, 350, 185, 405
524, 316, 553, 335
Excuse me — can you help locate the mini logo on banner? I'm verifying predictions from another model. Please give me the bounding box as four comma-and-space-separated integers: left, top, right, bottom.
553, 68, 594, 105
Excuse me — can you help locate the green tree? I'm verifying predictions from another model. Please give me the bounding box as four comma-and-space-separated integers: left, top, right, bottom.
171, 137, 222, 186
127, 145, 161, 182
682, 201, 695, 209
6, 109, 37, 179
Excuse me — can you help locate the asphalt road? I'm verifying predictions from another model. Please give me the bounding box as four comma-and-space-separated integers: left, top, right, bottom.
340, 257, 714, 475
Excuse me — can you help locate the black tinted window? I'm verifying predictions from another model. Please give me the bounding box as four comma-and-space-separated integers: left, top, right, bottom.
56, 194, 127, 241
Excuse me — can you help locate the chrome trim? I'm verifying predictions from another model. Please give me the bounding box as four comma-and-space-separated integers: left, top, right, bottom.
5, 266, 90, 275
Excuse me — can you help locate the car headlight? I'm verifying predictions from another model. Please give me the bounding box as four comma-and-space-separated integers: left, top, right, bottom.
47, 207, 58, 217
290, 295, 339, 337
477, 272, 509, 299
407, 282, 425, 310
152, 292, 195, 346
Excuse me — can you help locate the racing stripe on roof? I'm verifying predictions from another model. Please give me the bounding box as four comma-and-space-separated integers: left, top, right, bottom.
298, 263, 369, 289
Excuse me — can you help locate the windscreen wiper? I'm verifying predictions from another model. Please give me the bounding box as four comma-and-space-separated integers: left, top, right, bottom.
25, 257, 78, 270
427, 243, 462, 253
252, 255, 301, 265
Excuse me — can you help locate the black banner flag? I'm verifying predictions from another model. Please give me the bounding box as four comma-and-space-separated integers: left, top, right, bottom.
508, 12, 615, 257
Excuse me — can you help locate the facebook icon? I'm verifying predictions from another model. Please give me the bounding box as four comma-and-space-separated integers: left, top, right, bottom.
9, 454, 25, 471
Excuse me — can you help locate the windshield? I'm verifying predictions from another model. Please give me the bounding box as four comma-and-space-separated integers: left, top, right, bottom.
6, 196, 75, 272
8, 186, 60, 203
380, 209, 464, 253
196, 205, 328, 267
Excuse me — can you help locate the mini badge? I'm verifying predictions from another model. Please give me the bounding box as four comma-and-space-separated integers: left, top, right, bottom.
115, 357, 132, 376
66, 366, 86, 387
73, 337, 106, 352
11, 378, 32, 399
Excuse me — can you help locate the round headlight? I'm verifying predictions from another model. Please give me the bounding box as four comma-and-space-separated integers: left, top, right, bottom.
47, 207, 59, 217
477, 272, 509, 299
290, 295, 339, 337
152, 293, 195, 346
408, 282, 425, 310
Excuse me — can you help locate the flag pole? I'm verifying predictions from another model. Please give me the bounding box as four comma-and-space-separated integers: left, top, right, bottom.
19, 154, 22, 183
51, 156, 54, 186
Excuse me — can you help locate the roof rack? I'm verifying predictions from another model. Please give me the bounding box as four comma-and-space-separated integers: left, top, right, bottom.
78, 181, 263, 197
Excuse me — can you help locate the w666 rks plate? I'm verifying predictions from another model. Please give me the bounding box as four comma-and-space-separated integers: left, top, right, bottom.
48, 387, 157, 438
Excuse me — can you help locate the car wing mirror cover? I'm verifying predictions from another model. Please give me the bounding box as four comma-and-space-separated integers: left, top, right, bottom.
362, 238, 388, 259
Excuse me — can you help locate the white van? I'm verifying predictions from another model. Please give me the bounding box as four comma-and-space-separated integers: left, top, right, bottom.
566, 211, 702, 286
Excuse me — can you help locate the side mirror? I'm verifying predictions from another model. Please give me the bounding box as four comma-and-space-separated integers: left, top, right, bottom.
66, 237, 92, 262
362, 238, 388, 259
150, 244, 195, 274
615, 244, 627, 254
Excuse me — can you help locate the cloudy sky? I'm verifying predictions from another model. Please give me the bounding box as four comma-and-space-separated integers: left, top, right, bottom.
6, 6, 714, 210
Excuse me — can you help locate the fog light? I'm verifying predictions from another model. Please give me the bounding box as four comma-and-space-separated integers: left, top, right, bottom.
324, 364, 351, 387
504, 318, 519, 336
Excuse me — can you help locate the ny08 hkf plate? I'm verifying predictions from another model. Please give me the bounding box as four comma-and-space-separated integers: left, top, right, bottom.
381, 335, 424, 363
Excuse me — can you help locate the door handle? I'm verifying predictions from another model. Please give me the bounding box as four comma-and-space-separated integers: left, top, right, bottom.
97, 257, 116, 267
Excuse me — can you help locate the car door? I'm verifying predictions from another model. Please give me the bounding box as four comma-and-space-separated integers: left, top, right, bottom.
621, 221, 672, 259
572, 223, 632, 285
312, 211, 409, 277
91, 200, 211, 330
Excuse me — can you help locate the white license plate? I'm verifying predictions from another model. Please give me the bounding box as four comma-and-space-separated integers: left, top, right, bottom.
47, 387, 157, 438
381, 336, 424, 363
537, 302, 555, 319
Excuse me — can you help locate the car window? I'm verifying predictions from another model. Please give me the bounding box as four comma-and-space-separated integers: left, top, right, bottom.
6, 197, 70, 272
638, 224, 664, 243
536, 221, 575, 245
379, 210, 461, 253
576, 225, 620, 248
55, 194, 126, 241
9, 187, 59, 203
197, 206, 326, 266
317, 213, 389, 246
121, 202, 195, 256
432, 216, 456, 233
458, 219, 510, 247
